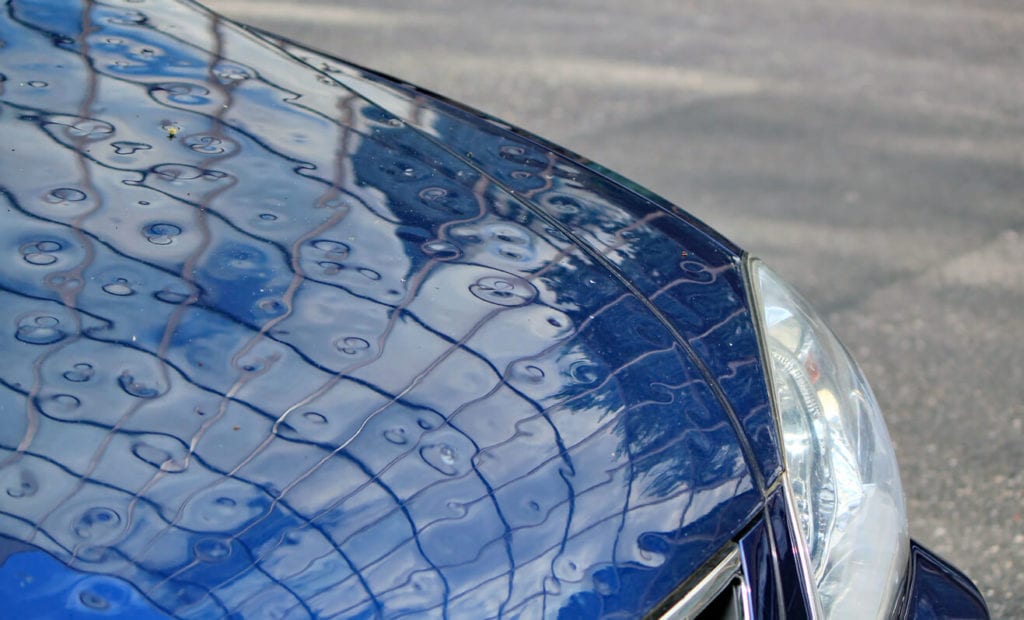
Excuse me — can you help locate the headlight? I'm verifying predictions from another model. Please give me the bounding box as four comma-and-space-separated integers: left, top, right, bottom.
751, 260, 909, 619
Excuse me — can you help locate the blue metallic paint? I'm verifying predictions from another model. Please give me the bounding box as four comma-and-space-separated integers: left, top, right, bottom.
899, 544, 989, 620
734, 490, 815, 620
0, 1, 990, 618
738, 519, 779, 620
0, 0, 773, 617
275, 39, 784, 488
0, 536, 169, 619
764, 491, 811, 620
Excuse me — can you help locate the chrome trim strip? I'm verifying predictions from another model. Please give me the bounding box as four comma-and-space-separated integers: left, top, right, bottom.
737, 569, 754, 620
659, 547, 743, 620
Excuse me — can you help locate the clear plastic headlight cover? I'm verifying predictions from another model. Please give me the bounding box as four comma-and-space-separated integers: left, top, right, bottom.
751, 261, 909, 619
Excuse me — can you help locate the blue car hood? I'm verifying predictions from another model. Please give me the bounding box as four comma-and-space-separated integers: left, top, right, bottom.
0, 1, 780, 617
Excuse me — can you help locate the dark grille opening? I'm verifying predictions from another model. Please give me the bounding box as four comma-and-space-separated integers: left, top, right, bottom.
696, 578, 743, 620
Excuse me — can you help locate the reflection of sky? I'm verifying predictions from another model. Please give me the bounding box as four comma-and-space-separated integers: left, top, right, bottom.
0, 0, 774, 617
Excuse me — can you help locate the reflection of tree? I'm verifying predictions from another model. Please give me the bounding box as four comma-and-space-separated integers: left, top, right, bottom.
0, 1, 771, 619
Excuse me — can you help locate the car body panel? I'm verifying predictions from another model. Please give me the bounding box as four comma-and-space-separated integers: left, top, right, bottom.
0, 0, 779, 617
738, 519, 781, 620
265, 33, 784, 489
900, 544, 989, 620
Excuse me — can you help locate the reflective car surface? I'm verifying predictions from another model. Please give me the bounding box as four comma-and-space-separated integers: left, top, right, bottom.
0, 0, 990, 618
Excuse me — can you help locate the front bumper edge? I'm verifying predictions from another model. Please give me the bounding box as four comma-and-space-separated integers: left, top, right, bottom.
899, 541, 989, 619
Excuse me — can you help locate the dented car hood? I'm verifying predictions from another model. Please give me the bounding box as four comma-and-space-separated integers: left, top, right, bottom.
0, 0, 781, 617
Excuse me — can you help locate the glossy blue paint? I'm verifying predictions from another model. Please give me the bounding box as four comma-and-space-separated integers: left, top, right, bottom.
735, 491, 816, 620
0, 540, 170, 619
738, 519, 779, 620
0, 0, 777, 617
899, 543, 989, 620
765, 491, 811, 620
273, 39, 784, 488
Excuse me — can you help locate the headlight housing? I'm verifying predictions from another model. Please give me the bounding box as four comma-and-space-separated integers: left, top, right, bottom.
751, 260, 909, 619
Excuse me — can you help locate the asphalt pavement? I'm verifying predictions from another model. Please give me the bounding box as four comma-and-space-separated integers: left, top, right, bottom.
205, 0, 1024, 615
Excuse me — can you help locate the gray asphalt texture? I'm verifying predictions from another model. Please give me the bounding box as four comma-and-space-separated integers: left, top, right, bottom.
205, 0, 1024, 616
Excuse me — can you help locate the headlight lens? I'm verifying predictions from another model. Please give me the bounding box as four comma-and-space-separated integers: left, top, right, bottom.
751, 261, 908, 619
